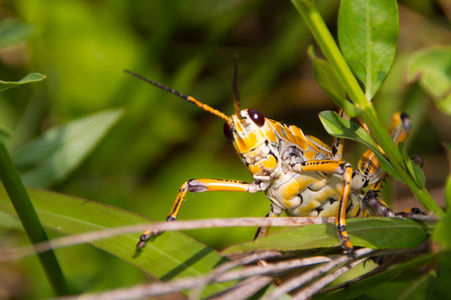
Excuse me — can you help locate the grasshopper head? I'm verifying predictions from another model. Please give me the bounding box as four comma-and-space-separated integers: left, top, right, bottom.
223, 108, 279, 177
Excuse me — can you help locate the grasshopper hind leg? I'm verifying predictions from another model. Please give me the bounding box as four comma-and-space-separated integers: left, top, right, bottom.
363, 190, 396, 218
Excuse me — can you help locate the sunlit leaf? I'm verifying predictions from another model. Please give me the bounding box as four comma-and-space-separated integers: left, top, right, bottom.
338, 0, 399, 99
0, 73, 46, 92
223, 218, 432, 255
0, 187, 231, 296
308, 46, 362, 117
14, 109, 123, 188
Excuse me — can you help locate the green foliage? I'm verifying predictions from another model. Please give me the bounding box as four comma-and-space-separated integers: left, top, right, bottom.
0, 186, 231, 297
319, 110, 400, 179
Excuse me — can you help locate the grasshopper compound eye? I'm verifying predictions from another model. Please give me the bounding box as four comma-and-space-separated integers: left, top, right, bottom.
247, 108, 265, 127
223, 122, 234, 141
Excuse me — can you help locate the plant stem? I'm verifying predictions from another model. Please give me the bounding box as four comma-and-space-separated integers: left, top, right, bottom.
291, 0, 444, 216
0, 142, 69, 295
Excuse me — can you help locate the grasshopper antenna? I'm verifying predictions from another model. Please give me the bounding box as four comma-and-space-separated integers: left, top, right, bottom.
232, 54, 241, 115
124, 69, 231, 125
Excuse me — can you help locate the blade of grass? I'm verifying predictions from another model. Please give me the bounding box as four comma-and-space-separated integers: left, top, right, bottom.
0, 142, 68, 295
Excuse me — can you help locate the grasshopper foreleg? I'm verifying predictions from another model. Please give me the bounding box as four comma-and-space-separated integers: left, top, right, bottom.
137, 179, 263, 248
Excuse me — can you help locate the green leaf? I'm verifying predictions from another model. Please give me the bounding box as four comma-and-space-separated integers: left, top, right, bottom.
0, 19, 34, 48
399, 143, 426, 189
319, 110, 401, 180
0, 73, 47, 92
0, 186, 231, 296
308, 46, 362, 117
407, 46, 451, 115
14, 109, 123, 188
338, 0, 399, 100
222, 218, 432, 255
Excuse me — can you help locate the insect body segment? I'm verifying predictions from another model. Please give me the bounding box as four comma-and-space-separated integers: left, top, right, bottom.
126, 69, 411, 256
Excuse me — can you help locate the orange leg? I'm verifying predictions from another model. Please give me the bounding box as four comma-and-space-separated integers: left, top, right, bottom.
137, 178, 262, 248
293, 159, 355, 255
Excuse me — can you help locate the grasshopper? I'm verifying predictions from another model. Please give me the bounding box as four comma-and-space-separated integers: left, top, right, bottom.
124, 66, 411, 255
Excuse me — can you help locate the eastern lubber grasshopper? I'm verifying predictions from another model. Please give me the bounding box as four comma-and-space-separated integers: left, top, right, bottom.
124, 64, 412, 256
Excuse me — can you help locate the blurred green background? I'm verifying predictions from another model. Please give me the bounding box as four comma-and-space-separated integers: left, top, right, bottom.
0, 0, 449, 298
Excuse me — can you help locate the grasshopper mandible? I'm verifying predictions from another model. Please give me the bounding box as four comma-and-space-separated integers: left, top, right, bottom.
124, 63, 411, 255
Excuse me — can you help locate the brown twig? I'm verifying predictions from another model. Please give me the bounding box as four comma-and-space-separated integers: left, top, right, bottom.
0, 217, 334, 262
47, 252, 341, 300
292, 255, 368, 299
261, 248, 375, 300
317, 243, 432, 295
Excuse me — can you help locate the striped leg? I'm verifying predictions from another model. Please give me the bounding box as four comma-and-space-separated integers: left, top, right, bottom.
293, 160, 355, 255
357, 112, 411, 187
137, 178, 262, 248
363, 190, 395, 217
